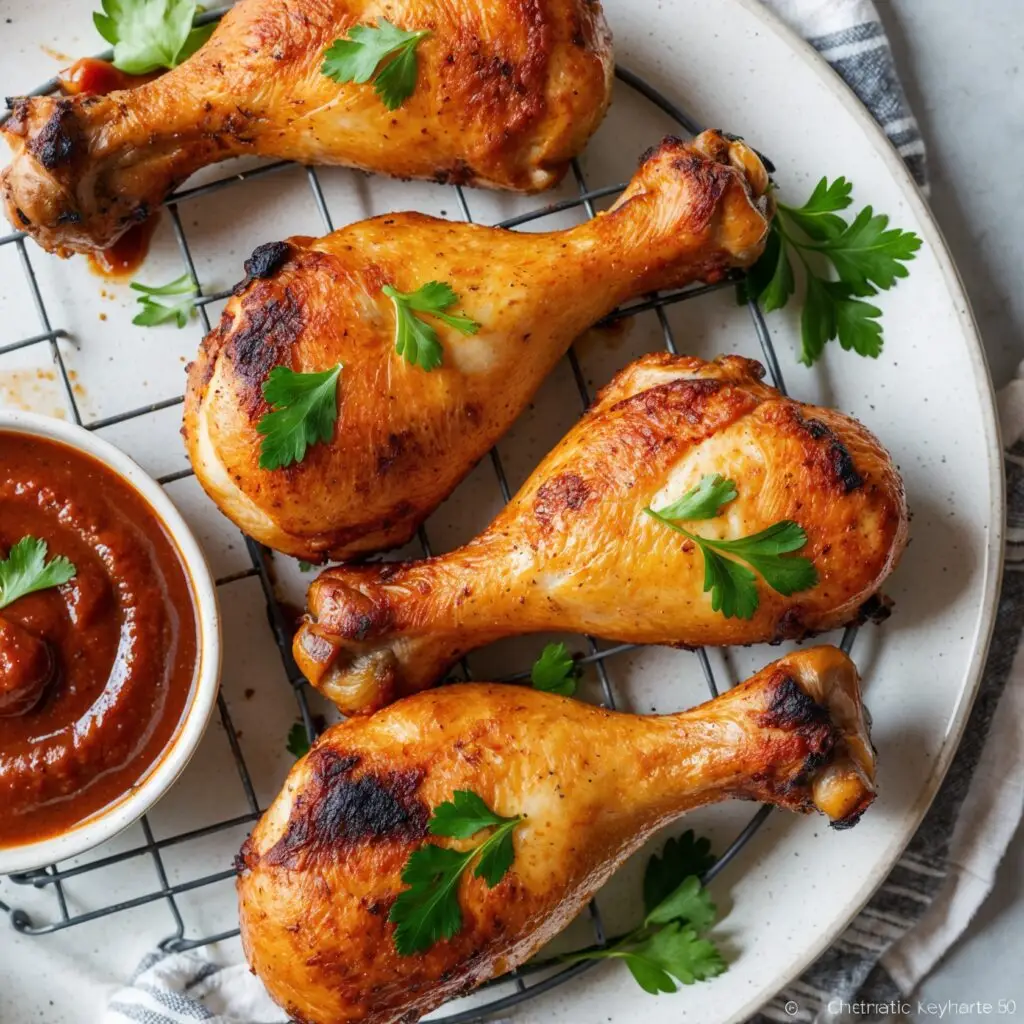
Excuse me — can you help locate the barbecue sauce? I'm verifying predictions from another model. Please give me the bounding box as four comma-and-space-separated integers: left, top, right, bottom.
0, 432, 200, 846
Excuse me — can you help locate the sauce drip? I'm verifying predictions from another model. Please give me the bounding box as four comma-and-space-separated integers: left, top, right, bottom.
58, 57, 155, 97
87, 213, 161, 279
59, 58, 162, 278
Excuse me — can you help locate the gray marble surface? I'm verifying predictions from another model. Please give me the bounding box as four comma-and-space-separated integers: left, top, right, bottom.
881, 1, 1024, 1017
882, 1, 1022, 392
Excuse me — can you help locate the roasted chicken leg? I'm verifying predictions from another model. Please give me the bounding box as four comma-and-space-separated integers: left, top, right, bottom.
1, 0, 613, 255
294, 352, 907, 715
184, 132, 772, 560
237, 646, 875, 1024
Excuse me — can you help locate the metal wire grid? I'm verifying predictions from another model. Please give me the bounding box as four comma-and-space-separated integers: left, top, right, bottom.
0, 35, 863, 1020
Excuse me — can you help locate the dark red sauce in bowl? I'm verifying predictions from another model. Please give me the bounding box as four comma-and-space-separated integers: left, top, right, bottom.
0, 428, 207, 850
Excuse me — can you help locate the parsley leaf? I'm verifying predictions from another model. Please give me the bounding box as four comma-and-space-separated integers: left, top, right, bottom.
833, 285, 885, 358
561, 832, 726, 994
643, 831, 716, 913
743, 176, 920, 365
800, 272, 836, 365
530, 642, 581, 697
297, 560, 314, 573
654, 474, 737, 522
429, 790, 513, 839
818, 205, 923, 295
257, 364, 343, 471
322, 19, 430, 110
473, 822, 519, 887
622, 923, 727, 992
390, 792, 522, 955
645, 876, 717, 933
383, 281, 480, 372
131, 272, 199, 328
645, 480, 817, 620
94, 0, 214, 75
390, 844, 467, 954
0, 538, 76, 611
777, 175, 852, 242
703, 521, 817, 594
285, 721, 311, 759
697, 548, 759, 620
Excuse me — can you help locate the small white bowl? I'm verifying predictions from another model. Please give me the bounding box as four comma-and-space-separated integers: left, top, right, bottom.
0, 410, 221, 875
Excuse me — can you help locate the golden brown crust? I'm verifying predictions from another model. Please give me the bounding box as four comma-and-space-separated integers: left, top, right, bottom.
237, 646, 874, 1024
182, 133, 772, 562
293, 353, 908, 715
2, 0, 614, 255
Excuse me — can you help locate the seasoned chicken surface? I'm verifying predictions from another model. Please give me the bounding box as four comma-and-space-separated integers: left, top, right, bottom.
294, 352, 908, 714
184, 132, 772, 560
237, 646, 875, 1024
1, 0, 613, 255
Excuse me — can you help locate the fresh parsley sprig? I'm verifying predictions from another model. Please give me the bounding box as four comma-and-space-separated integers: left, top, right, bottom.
322, 19, 431, 111
644, 475, 817, 619
0, 538, 76, 611
257, 364, 343, 471
530, 642, 581, 697
643, 830, 717, 910
285, 721, 311, 759
94, 0, 214, 75
383, 281, 480, 372
741, 176, 921, 365
560, 831, 726, 994
653, 474, 737, 522
390, 790, 523, 955
130, 272, 200, 328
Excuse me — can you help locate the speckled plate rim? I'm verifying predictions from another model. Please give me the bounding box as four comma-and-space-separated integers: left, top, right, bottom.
0, 410, 223, 876
720, 1, 1005, 1017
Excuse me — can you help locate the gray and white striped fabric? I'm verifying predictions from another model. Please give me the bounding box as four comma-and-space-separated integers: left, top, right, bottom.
103, 949, 287, 1023
765, 0, 928, 188
106, 4, 1019, 1023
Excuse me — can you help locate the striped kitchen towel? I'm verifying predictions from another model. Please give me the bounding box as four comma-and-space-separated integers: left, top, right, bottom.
103, 948, 288, 1024
765, 0, 928, 189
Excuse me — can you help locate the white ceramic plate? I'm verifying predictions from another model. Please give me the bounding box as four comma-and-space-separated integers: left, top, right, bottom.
0, 1, 1002, 1022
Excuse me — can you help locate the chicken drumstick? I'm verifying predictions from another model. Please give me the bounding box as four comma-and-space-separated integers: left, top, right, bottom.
295, 353, 907, 715
184, 132, 772, 561
2, 0, 613, 255
237, 646, 875, 1024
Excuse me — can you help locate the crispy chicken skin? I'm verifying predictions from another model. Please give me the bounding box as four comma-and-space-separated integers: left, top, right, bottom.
237, 646, 875, 1024
183, 132, 772, 560
294, 352, 908, 715
1, 0, 613, 255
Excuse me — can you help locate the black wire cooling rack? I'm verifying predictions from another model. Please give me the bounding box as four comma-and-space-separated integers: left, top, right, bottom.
0, 13, 860, 1020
